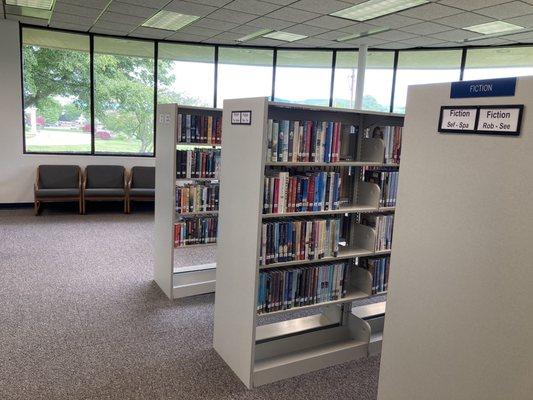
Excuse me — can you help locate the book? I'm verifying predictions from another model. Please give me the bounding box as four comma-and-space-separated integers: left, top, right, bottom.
360, 256, 390, 294
361, 214, 395, 251
176, 149, 221, 179
174, 216, 218, 247
365, 125, 402, 164
257, 262, 350, 314
176, 183, 219, 213
177, 113, 222, 145
364, 167, 399, 207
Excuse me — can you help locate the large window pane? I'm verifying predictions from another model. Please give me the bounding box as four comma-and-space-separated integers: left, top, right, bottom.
333, 51, 358, 109
22, 28, 91, 153
158, 43, 215, 108
217, 47, 273, 106
94, 37, 155, 155
363, 51, 394, 112
464, 47, 533, 80
274, 50, 333, 106
394, 50, 462, 113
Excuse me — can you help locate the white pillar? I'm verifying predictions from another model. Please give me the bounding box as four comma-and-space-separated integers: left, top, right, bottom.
355, 45, 367, 110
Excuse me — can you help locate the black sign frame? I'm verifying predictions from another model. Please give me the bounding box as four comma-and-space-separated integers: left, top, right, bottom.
475, 104, 523, 136
438, 105, 479, 134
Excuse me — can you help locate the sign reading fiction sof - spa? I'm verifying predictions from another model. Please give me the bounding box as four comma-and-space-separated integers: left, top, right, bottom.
438, 105, 524, 135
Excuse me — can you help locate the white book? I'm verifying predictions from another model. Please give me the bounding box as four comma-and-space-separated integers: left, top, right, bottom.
267, 119, 273, 162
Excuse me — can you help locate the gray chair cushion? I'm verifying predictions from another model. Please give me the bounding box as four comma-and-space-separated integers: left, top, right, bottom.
130, 188, 155, 197
39, 165, 79, 189
86, 165, 124, 189
36, 188, 80, 198
84, 188, 125, 197
131, 166, 155, 189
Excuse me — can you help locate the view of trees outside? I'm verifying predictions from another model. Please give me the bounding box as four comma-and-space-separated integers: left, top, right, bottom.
23, 30, 91, 153
363, 51, 395, 113
464, 47, 533, 81
333, 51, 358, 109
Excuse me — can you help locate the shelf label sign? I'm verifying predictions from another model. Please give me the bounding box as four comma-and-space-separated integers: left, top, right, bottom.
439, 107, 478, 132
477, 106, 523, 135
231, 110, 252, 125
450, 77, 517, 98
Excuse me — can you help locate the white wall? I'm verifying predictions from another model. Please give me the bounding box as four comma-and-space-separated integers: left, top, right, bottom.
0, 20, 155, 204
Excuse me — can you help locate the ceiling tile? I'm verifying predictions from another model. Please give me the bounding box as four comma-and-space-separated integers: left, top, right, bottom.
229, 25, 263, 35
399, 3, 462, 20
202, 32, 243, 43
185, 0, 232, 6
258, 0, 296, 5
399, 21, 452, 35
433, 12, 495, 29
97, 11, 146, 26
366, 14, 422, 29
464, 37, 514, 46
178, 25, 220, 37
49, 21, 92, 31
192, 18, 239, 30
336, 21, 383, 33
282, 24, 330, 36
163, 0, 218, 17
290, 0, 354, 14
374, 41, 415, 49
292, 37, 336, 46
92, 20, 138, 33
130, 26, 173, 39
500, 30, 533, 42
428, 28, 479, 42
242, 37, 284, 46
207, 8, 258, 24
6, 14, 48, 26
315, 30, 350, 40
106, 1, 158, 18
53, 2, 104, 18
505, 14, 533, 28
50, 12, 95, 25
224, 0, 281, 15
266, 7, 320, 23
305, 15, 356, 29
91, 26, 133, 36
246, 16, 295, 29
119, 0, 169, 8
165, 31, 212, 41
475, 1, 533, 19
60, 0, 109, 8
341, 36, 389, 46
371, 29, 418, 41
437, 0, 511, 11
398, 36, 447, 46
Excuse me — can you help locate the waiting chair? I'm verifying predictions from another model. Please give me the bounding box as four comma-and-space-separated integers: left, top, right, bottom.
34, 165, 82, 215
83, 165, 127, 214
127, 166, 155, 213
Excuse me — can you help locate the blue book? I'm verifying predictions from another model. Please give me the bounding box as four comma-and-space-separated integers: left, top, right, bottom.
325, 122, 333, 163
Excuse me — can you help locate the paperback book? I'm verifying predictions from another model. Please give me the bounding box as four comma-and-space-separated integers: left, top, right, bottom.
177, 113, 222, 145
176, 149, 221, 179
257, 262, 350, 314
176, 183, 219, 213
174, 216, 218, 247
360, 256, 389, 294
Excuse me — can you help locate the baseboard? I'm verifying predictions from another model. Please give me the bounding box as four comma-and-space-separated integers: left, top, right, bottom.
0, 202, 33, 209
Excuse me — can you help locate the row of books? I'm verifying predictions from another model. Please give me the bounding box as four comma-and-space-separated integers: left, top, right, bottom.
259, 218, 341, 265
267, 120, 343, 163
360, 257, 389, 294
176, 149, 221, 179
263, 171, 341, 215
175, 183, 219, 213
364, 168, 399, 207
257, 262, 350, 314
173, 217, 218, 247
362, 214, 394, 251
366, 126, 402, 165
177, 113, 222, 145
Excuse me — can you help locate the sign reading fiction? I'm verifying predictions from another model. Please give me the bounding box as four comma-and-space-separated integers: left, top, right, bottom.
450, 77, 517, 98
438, 105, 524, 135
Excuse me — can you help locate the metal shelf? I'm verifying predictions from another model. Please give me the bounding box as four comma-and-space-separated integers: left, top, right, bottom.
262, 206, 395, 219
175, 210, 219, 217
265, 161, 399, 168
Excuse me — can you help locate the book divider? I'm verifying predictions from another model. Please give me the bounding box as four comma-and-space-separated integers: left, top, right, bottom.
154, 104, 222, 300
214, 97, 404, 388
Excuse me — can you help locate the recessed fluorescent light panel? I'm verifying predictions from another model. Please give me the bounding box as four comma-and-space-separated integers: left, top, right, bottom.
263, 31, 307, 42
337, 27, 390, 42
237, 29, 274, 42
331, 0, 428, 22
142, 10, 199, 31
5, 0, 54, 10
464, 21, 524, 35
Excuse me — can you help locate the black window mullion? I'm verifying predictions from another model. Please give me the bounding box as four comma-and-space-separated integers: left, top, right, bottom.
213, 45, 219, 108
90, 33, 95, 155
389, 50, 399, 113
459, 47, 467, 81
329, 50, 336, 107
271, 48, 277, 101
153, 41, 158, 157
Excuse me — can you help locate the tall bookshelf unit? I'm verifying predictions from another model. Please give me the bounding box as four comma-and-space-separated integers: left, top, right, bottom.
214, 97, 404, 388
154, 104, 222, 299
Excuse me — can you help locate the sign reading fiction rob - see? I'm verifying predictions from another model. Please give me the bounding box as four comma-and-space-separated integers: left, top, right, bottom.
439, 105, 524, 135
450, 77, 517, 98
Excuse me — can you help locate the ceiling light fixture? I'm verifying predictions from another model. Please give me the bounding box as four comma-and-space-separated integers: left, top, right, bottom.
337, 27, 390, 42
464, 21, 524, 35
262, 31, 307, 42
5, 0, 54, 10
236, 29, 274, 42
142, 10, 199, 31
331, 0, 428, 22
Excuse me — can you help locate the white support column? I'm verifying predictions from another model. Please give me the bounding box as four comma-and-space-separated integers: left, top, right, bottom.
355, 45, 367, 110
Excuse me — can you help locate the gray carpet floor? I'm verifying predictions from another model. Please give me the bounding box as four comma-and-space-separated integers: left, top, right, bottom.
0, 208, 383, 400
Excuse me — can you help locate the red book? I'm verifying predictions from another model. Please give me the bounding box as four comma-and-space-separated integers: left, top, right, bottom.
307, 178, 315, 212
273, 178, 279, 214
305, 121, 313, 162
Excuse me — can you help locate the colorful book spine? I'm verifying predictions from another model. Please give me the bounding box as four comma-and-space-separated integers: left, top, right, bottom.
366, 125, 402, 164
174, 216, 218, 247
360, 256, 390, 294
176, 183, 219, 213
176, 149, 221, 179
257, 262, 350, 314
363, 167, 399, 207
177, 114, 222, 145
259, 218, 341, 265
361, 214, 395, 251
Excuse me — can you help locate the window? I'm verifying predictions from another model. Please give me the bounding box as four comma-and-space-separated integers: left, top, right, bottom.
274, 50, 333, 106
94, 37, 155, 155
158, 43, 215, 108
363, 51, 394, 112
22, 28, 91, 153
393, 50, 462, 113
217, 47, 273, 106
464, 47, 533, 81
332, 51, 358, 109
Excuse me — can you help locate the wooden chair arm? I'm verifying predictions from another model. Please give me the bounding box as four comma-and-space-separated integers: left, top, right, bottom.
34, 167, 40, 191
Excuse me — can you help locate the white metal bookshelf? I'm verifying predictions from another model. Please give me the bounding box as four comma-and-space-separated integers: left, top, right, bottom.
213, 97, 403, 388
154, 104, 222, 299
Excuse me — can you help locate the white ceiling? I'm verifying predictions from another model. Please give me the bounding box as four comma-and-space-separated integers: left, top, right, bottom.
4, 0, 533, 49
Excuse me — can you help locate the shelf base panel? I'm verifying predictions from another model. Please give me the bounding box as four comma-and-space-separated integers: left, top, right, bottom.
172, 264, 216, 299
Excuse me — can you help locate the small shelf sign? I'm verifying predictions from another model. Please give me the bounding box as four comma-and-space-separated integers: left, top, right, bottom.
231, 110, 252, 125
439, 106, 478, 133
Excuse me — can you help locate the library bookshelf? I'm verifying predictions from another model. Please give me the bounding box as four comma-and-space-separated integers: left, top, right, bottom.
154, 104, 222, 299
213, 97, 403, 388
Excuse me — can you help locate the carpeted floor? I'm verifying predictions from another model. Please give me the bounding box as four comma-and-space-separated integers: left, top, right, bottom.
0, 208, 383, 400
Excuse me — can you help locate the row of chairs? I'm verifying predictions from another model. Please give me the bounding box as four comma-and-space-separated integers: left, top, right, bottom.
34, 165, 155, 215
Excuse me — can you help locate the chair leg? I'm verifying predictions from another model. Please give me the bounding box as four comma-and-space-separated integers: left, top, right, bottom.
34, 200, 40, 216
124, 198, 128, 214
79, 197, 83, 214
82, 198, 86, 215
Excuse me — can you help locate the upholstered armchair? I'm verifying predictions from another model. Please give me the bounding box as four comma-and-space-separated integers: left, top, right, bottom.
34, 165, 82, 215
